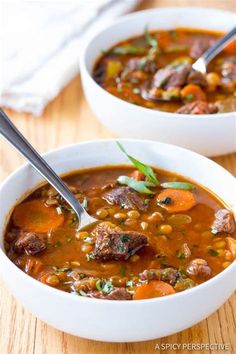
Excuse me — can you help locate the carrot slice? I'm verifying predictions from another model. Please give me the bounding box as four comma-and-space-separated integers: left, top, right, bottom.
224, 40, 236, 54
157, 188, 196, 213
13, 200, 64, 233
181, 84, 206, 102
133, 281, 175, 300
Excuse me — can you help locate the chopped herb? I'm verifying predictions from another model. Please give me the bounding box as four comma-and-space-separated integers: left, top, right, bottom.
211, 228, 218, 235
102, 281, 114, 294
79, 273, 86, 279
159, 197, 172, 205
116, 142, 159, 185
84, 237, 94, 244
54, 241, 62, 248
121, 235, 130, 243
120, 264, 127, 276
176, 250, 186, 259
52, 266, 70, 273
184, 94, 194, 103
208, 249, 219, 257
86, 253, 95, 261
126, 280, 133, 288
96, 279, 114, 294
112, 45, 146, 55
170, 56, 192, 68
117, 175, 155, 194
66, 237, 72, 243
144, 28, 158, 49
56, 206, 63, 215
161, 182, 195, 190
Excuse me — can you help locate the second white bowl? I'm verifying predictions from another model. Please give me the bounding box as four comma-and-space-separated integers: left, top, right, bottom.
80, 7, 236, 157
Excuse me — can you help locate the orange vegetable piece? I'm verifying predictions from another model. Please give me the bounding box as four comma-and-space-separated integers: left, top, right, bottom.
13, 200, 64, 233
157, 188, 196, 213
181, 84, 206, 102
133, 281, 175, 300
130, 170, 145, 181
224, 40, 236, 54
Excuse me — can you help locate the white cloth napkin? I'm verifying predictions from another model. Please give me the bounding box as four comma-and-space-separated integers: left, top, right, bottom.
0, 0, 139, 116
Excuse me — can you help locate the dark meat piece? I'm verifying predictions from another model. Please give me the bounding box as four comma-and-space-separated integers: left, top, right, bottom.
139, 267, 181, 286
176, 101, 217, 114
89, 287, 132, 300
190, 38, 216, 59
125, 57, 157, 74
211, 209, 235, 234
153, 64, 191, 89
103, 186, 147, 211
92, 222, 148, 261
188, 70, 207, 87
14, 231, 46, 256
186, 259, 211, 278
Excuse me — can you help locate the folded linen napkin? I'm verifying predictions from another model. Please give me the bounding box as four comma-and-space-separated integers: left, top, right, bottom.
0, 0, 139, 116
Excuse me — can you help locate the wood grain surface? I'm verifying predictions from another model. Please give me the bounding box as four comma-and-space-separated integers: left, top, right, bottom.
0, 1, 235, 353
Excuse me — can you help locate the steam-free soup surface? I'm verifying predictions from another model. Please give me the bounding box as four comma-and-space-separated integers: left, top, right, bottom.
93, 28, 236, 114
4, 164, 236, 300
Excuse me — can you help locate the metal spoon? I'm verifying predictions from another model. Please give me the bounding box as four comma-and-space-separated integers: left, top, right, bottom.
142, 27, 236, 102
192, 26, 236, 73
0, 108, 98, 230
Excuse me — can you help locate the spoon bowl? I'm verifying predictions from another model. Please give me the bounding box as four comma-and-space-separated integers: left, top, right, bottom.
0, 109, 98, 230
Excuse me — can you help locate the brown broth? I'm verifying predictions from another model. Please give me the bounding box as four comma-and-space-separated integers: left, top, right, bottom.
4, 166, 236, 298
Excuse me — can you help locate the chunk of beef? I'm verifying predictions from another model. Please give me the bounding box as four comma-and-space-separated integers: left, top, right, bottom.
176, 101, 217, 114
188, 70, 207, 87
190, 38, 216, 59
154, 64, 191, 89
92, 222, 148, 261
14, 231, 46, 256
103, 186, 147, 211
89, 287, 132, 300
211, 209, 235, 234
125, 57, 157, 74
186, 259, 211, 278
139, 267, 181, 286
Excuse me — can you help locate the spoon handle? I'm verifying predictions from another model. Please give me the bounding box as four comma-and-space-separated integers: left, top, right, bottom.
0, 108, 85, 219
195, 27, 236, 71
203, 27, 236, 65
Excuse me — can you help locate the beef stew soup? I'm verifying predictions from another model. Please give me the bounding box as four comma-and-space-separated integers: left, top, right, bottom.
93, 28, 236, 114
4, 145, 236, 300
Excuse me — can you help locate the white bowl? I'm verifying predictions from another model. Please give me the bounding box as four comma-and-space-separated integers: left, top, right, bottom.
80, 8, 236, 157
0, 139, 235, 342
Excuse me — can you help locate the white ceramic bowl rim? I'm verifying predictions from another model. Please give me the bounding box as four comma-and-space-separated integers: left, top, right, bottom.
81, 7, 236, 119
0, 139, 235, 305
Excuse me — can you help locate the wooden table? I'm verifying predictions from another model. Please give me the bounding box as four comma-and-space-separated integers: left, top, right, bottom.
0, 1, 235, 353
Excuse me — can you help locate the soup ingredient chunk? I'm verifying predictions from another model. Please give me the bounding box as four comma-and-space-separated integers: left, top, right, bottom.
133, 280, 175, 300
14, 231, 46, 256
103, 186, 147, 211
211, 209, 235, 234
190, 38, 216, 59
90, 287, 132, 300
13, 200, 64, 233
157, 188, 196, 212
186, 258, 211, 278
139, 267, 181, 285
92, 222, 148, 261
176, 101, 217, 114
